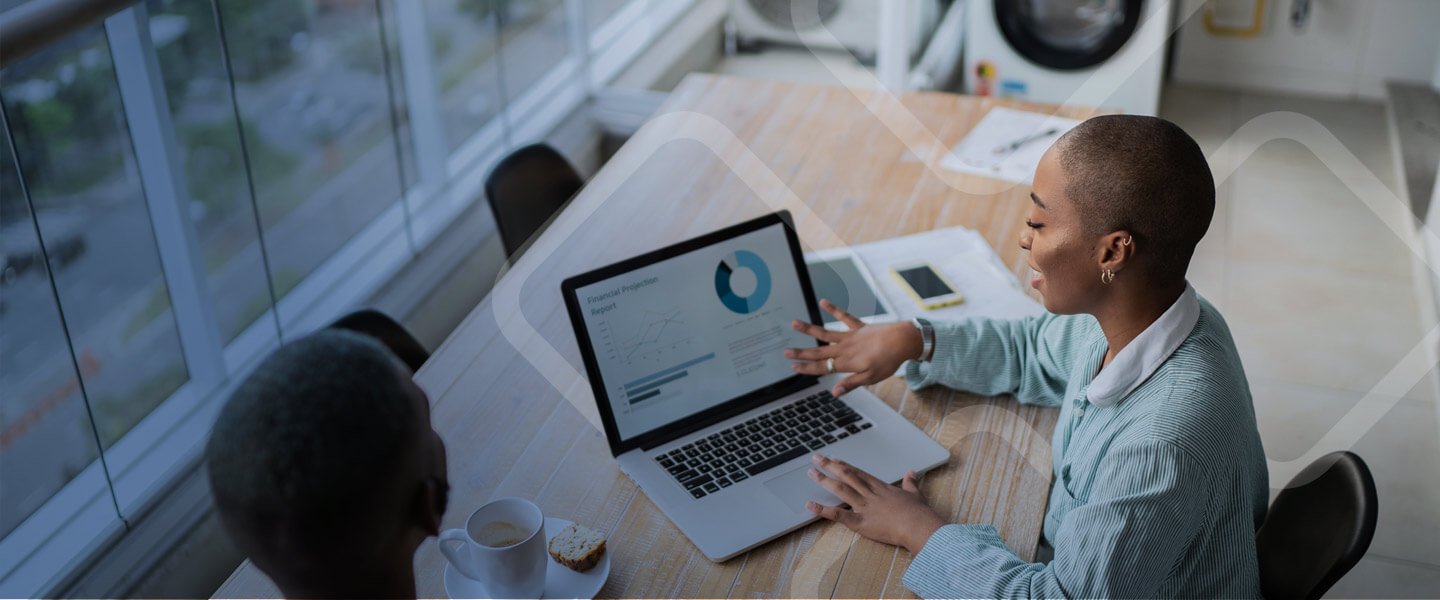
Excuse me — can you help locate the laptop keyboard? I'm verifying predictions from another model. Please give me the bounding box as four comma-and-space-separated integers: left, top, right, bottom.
653, 391, 873, 499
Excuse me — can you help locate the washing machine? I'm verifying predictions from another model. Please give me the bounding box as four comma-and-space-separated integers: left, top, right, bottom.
963, 0, 1173, 115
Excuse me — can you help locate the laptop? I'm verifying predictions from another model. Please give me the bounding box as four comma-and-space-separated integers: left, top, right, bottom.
561, 210, 949, 561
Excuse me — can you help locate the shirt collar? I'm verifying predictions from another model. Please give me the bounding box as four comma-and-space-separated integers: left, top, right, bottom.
1085, 283, 1200, 408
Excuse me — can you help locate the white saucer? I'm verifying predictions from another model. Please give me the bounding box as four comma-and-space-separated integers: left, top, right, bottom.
445, 517, 610, 599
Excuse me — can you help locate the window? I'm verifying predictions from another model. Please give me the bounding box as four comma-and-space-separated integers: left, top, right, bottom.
428, 0, 504, 152
0, 0, 696, 594
0, 25, 188, 540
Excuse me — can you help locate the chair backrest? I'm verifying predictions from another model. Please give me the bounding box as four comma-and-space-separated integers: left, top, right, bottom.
327, 308, 429, 373
1256, 450, 1378, 600
485, 143, 584, 259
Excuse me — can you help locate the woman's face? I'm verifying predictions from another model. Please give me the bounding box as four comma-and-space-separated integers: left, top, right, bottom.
1019, 146, 1104, 315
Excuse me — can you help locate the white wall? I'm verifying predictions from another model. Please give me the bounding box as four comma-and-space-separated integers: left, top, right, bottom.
1432, 37, 1440, 90
1172, 0, 1440, 100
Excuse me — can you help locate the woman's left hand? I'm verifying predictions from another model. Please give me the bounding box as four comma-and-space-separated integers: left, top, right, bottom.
805, 454, 948, 555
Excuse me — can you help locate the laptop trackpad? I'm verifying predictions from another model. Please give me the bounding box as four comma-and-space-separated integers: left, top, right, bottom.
763, 465, 843, 512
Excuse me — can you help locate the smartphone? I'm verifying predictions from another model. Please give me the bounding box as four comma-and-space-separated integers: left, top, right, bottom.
890, 261, 963, 310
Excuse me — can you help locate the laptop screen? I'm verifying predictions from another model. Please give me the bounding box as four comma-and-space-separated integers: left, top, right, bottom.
570, 219, 818, 443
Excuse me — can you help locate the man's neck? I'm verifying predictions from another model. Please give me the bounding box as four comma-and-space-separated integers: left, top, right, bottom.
277, 556, 417, 600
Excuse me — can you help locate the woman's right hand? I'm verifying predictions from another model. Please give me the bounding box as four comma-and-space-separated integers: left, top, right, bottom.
784, 299, 925, 397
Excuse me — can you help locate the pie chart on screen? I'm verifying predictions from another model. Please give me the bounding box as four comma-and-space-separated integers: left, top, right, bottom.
714, 250, 771, 314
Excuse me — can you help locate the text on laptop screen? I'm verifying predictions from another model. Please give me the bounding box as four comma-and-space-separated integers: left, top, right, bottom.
573, 222, 816, 441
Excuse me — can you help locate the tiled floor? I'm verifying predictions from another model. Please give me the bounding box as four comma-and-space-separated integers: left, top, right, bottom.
1161, 83, 1440, 597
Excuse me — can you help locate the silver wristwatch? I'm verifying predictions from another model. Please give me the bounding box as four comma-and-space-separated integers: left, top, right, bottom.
912, 317, 935, 362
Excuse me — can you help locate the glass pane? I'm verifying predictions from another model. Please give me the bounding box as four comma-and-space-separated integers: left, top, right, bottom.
0, 26, 188, 533
378, 0, 417, 197
145, 0, 274, 342
0, 119, 101, 539
213, 0, 406, 301
497, 0, 573, 103
429, 0, 504, 152
585, 0, 632, 35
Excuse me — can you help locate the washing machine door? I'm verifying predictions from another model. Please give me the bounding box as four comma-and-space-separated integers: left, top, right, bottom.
993, 0, 1143, 71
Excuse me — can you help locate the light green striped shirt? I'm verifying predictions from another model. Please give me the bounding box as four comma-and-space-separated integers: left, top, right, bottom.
902, 294, 1268, 598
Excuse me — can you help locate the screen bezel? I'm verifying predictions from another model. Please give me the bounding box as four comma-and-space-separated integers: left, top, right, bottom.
561, 210, 824, 456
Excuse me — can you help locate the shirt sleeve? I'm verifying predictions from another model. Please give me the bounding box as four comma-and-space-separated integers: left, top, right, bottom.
902, 439, 1209, 599
903, 313, 1090, 407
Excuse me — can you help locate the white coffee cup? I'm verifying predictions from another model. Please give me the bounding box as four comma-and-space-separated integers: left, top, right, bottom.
438, 497, 547, 597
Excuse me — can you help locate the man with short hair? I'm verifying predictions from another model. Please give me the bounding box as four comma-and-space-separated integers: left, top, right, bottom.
206, 329, 448, 599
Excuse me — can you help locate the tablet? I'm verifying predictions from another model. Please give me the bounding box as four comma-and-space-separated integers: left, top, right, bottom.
804, 249, 896, 330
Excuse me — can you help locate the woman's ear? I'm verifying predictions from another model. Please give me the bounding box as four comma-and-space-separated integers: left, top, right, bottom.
1098, 231, 1135, 272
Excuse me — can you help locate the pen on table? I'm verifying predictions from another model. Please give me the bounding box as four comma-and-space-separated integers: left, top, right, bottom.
993, 127, 1060, 155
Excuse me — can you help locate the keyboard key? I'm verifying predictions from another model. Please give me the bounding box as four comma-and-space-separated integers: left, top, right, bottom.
762, 448, 777, 458
837, 432, 849, 439
682, 473, 712, 489
822, 434, 838, 443
699, 465, 712, 473
806, 440, 827, 451
732, 472, 748, 482
659, 458, 673, 468
738, 458, 752, 467
691, 489, 706, 498
861, 422, 872, 429
703, 482, 719, 493
745, 445, 809, 476
718, 478, 732, 488
845, 424, 861, 434
674, 468, 699, 481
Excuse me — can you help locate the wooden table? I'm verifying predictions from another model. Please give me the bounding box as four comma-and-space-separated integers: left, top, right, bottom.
216, 74, 1111, 599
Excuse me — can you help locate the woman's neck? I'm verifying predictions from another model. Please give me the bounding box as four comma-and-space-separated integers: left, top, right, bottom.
1092, 279, 1187, 370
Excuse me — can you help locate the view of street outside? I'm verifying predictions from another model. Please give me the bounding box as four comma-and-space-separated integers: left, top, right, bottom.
0, 0, 580, 538
0, 28, 190, 539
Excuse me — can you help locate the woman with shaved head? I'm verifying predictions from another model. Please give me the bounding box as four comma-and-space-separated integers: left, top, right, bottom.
783, 115, 1268, 598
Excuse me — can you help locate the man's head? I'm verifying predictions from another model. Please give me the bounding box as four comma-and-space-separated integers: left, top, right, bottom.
206, 329, 447, 592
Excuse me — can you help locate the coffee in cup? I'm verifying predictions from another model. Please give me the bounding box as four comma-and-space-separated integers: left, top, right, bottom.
476, 520, 530, 547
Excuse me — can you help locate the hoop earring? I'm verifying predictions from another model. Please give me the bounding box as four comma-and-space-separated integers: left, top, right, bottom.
1101, 269, 1115, 284
1122, 237, 1132, 246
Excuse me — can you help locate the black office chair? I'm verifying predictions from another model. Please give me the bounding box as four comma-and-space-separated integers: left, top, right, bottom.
327, 308, 429, 373
485, 143, 584, 259
1256, 450, 1378, 600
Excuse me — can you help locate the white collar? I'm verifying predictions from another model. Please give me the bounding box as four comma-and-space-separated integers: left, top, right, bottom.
1085, 283, 1200, 408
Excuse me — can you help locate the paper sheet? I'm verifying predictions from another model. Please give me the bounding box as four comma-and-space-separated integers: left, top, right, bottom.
806, 226, 1045, 326
938, 107, 1083, 184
